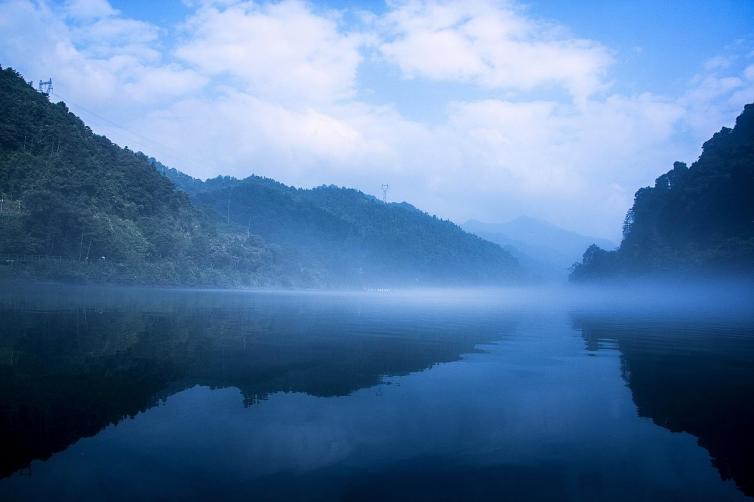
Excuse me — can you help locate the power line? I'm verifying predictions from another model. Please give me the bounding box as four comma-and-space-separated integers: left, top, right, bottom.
51, 91, 155, 146
47, 91, 392, 210
49, 90, 208, 175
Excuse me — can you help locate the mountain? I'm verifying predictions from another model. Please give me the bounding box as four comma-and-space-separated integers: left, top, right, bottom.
0, 65, 518, 287
571, 103, 754, 281
165, 171, 520, 286
463, 217, 614, 281
0, 66, 291, 287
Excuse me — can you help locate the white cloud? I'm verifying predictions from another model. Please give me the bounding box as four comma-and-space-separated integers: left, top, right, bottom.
437, 95, 686, 235
71, 17, 160, 60
745, 64, 754, 81
64, 0, 117, 20
175, 0, 365, 104
681, 54, 754, 143
0, 0, 205, 109
379, 0, 612, 102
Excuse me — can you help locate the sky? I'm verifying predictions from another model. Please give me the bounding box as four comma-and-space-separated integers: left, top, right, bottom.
1, 0, 753, 240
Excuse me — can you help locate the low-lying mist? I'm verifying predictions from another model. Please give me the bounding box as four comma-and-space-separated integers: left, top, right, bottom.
4, 277, 752, 319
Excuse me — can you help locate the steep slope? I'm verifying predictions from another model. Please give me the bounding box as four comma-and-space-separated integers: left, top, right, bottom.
571, 103, 754, 281
169, 173, 520, 286
0, 66, 280, 286
464, 217, 614, 281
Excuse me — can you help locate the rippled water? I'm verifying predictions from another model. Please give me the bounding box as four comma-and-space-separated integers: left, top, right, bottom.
1, 285, 753, 500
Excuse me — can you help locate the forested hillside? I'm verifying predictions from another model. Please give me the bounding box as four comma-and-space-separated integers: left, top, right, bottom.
0, 66, 291, 286
0, 65, 518, 287
571, 103, 754, 281
167, 172, 520, 285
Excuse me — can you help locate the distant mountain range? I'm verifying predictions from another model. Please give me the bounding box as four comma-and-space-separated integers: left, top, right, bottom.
162, 167, 519, 286
463, 217, 614, 281
571, 102, 754, 281
0, 65, 518, 288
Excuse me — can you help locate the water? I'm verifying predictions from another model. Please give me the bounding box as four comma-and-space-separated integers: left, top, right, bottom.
1, 285, 753, 500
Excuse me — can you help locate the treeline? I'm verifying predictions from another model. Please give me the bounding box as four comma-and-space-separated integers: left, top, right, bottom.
166, 169, 519, 286
571, 103, 754, 281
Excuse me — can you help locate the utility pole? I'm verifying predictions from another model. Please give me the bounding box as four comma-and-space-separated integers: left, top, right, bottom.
381, 184, 389, 203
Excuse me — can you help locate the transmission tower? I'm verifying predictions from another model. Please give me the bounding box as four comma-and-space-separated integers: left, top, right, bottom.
38, 78, 53, 96
381, 184, 389, 203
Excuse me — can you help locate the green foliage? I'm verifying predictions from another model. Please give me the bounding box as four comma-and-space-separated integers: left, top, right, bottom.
0, 66, 278, 286
571, 103, 754, 281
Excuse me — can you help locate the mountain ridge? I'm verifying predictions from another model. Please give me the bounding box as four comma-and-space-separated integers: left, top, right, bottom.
570, 102, 754, 281
463, 217, 614, 281
164, 168, 520, 286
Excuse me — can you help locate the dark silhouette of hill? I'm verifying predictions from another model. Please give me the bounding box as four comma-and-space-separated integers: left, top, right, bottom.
571, 103, 754, 281
572, 313, 754, 497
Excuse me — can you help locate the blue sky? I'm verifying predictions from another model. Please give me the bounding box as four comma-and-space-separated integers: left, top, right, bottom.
108, 0, 754, 97
533, 1, 754, 90
1, 0, 753, 239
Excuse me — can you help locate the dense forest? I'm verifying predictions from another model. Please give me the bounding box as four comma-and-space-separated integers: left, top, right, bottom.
163, 168, 519, 285
0, 66, 518, 287
0, 66, 287, 287
571, 103, 754, 281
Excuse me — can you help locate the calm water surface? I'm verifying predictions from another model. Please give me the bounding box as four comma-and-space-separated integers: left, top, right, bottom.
0, 285, 753, 500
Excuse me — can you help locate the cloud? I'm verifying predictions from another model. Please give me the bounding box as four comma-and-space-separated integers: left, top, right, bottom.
70, 17, 160, 60
64, 0, 117, 20
379, 0, 612, 102
745, 64, 754, 81
0, 0, 205, 109
438, 95, 685, 235
681, 52, 754, 143
175, 0, 365, 104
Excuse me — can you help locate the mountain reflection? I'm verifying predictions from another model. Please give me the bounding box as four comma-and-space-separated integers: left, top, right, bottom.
0, 286, 517, 479
571, 312, 754, 497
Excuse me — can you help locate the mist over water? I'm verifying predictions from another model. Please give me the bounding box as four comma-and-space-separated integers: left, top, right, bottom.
1, 283, 753, 500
